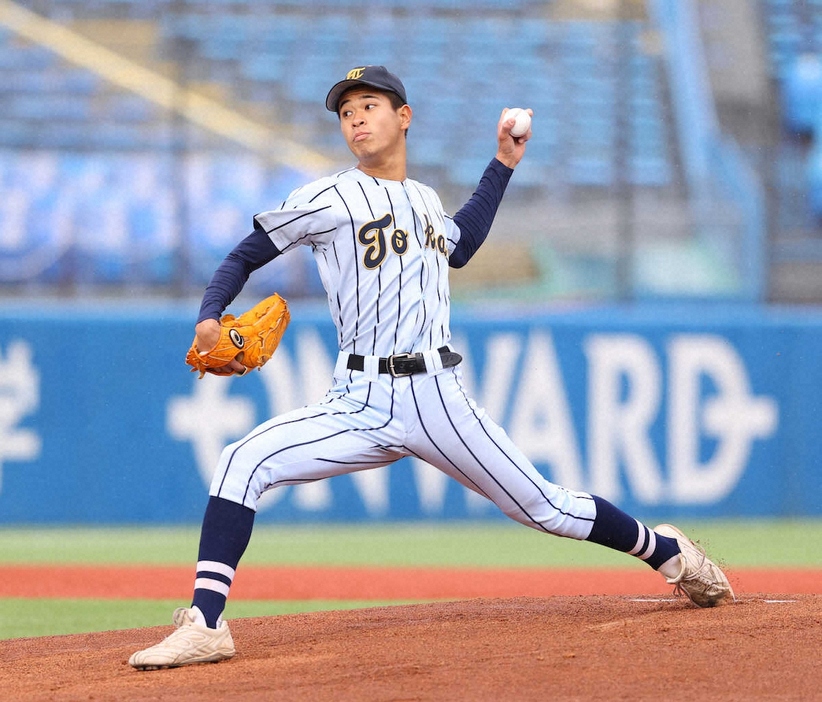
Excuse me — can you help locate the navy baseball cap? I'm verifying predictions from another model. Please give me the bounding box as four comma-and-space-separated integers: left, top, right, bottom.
325, 65, 408, 113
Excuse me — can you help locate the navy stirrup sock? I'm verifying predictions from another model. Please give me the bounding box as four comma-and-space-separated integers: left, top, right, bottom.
586, 496, 680, 570
191, 496, 255, 628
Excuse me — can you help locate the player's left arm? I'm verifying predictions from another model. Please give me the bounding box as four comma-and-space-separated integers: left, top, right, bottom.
194, 226, 282, 374
449, 108, 532, 268
196, 225, 282, 324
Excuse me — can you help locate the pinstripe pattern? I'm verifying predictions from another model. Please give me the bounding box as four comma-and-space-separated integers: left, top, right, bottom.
218, 167, 598, 540
254, 168, 454, 357
212, 368, 597, 540
419, 372, 594, 533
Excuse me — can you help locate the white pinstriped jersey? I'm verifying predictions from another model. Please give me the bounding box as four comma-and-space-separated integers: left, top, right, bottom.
212, 164, 598, 542
254, 167, 459, 357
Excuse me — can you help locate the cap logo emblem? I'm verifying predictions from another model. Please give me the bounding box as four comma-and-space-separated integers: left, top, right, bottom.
346, 67, 366, 80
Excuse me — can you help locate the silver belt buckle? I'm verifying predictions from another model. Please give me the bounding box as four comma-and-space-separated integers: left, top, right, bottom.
387, 352, 416, 378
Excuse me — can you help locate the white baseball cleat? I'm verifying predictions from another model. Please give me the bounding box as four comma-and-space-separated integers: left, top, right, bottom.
655, 524, 735, 608
129, 606, 235, 670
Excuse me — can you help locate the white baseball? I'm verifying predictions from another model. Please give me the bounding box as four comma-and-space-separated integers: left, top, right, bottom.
506, 108, 531, 138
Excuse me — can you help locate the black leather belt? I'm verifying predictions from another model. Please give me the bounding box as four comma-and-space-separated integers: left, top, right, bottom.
346, 346, 463, 378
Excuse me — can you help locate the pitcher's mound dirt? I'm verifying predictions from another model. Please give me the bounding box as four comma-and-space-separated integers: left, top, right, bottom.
1, 594, 819, 701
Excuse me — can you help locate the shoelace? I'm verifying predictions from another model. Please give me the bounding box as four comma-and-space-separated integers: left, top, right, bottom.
671, 544, 712, 599
172, 608, 197, 628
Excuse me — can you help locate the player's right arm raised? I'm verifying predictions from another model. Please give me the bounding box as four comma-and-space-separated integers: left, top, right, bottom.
448, 108, 533, 268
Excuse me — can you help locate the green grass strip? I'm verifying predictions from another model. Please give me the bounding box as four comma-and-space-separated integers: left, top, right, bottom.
1, 519, 819, 641
0, 598, 428, 640
0, 519, 820, 568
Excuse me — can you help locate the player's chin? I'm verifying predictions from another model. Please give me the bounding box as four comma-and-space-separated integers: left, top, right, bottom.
348, 138, 378, 158
347, 143, 370, 160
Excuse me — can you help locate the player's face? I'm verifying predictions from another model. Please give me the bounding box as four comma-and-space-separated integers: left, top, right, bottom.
338, 89, 411, 171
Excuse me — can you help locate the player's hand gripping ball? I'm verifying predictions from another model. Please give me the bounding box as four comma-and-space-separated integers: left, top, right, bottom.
505, 107, 532, 138
185, 293, 291, 378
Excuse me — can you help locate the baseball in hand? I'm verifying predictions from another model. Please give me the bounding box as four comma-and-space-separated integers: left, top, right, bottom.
505, 108, 531, 138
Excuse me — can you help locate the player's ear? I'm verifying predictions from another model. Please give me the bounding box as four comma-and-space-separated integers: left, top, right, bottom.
399, 104, 412, 133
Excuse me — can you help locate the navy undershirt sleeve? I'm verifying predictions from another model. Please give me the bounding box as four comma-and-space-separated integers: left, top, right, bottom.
196, 225, 282, 323
449, 158, 514, 268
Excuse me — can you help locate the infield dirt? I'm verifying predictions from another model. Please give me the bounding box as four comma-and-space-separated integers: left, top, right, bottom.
1, 595, 819, 701
0, 566, 819, 701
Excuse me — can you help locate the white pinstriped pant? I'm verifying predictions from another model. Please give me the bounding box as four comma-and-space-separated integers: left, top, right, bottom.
210, 355, 598, 540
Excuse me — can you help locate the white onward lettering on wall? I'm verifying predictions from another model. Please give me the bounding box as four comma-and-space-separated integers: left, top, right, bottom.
465, 331, 777, 506
167, 375, 255, 491
583, 332, 778, 504
0, 341, 42, 493
585, 334, 666, 503
167, 328, 779, 515
666, 335, 778, 503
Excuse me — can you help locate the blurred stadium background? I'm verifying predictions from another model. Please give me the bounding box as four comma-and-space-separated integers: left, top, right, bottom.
3, 0, 821, 306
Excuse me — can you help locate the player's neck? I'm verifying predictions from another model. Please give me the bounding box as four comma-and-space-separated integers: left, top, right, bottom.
357, 164, 406, 182
356, 150, 407, 182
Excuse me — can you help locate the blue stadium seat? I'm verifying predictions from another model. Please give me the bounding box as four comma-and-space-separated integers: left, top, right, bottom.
781, 54, 822, 134
806, 143, 822, 216
0, 2, 675, 294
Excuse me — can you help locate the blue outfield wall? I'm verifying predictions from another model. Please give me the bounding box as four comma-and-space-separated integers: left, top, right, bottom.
0, 302, 820, 524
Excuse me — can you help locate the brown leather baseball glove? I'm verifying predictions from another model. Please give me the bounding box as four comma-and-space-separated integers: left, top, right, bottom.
185, 293, 290, 378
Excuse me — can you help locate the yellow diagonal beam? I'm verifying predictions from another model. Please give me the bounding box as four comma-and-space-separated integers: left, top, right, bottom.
0, 0, 334, 175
